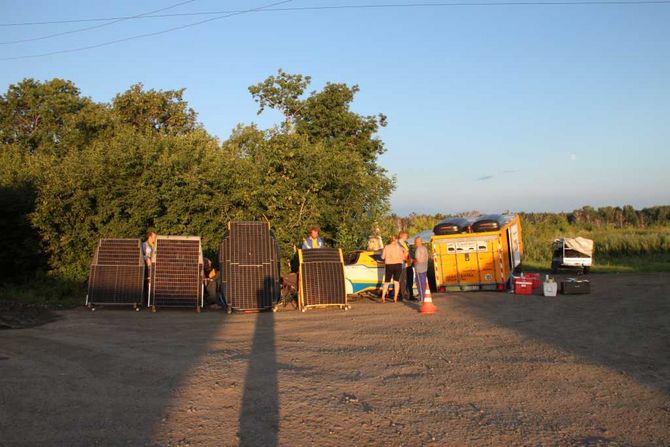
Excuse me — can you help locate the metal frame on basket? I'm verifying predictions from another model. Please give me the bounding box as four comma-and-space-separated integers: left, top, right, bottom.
220, 221, 281, 314
149, 235, 203, 313
86, 239, 145, 311
297, 248, 350, 312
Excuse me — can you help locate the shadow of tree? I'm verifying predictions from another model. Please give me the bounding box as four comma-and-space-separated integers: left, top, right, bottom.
0, 181, 44, 284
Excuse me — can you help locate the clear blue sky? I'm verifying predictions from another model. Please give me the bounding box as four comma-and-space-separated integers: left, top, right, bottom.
2, 0, 669, 215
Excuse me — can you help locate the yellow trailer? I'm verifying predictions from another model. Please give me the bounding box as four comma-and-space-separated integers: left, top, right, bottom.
431, 214, 523, 292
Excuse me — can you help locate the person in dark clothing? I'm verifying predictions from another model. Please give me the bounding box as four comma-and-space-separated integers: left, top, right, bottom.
398, 231, 414, 301
203, 258, 219, 308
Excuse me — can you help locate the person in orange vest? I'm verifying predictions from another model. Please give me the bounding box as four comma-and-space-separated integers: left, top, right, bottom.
302, 226, 324, 249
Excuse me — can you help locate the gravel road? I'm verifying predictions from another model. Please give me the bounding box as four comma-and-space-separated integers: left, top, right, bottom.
1, 273, 669, 446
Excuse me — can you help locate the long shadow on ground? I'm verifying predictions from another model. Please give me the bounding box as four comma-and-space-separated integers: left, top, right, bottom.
0, 308, 226, 446
451, 273, 670, 396
238, 310, 279, 447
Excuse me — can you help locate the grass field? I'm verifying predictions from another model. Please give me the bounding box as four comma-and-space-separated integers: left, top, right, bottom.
522, 224, 670, 272
524, 252, 670, 273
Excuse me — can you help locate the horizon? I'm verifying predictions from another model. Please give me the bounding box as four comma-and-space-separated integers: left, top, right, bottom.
2, 1, 669, 215
392, 203, 670, 217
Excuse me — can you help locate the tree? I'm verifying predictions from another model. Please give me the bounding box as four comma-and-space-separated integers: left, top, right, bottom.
245, 70, 394, 252
248, 70, 311, 125
1, 73, 395, 285
0, 146, 45, 282
250, 70, 388, 164
112, 83, 198, 135
30, 127, 229, 279
0, 78, 92, 155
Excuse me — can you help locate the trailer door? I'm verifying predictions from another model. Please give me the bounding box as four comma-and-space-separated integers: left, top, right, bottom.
456, 241, 479, 287
476, 239, 496, 286
508, 223, 522, 268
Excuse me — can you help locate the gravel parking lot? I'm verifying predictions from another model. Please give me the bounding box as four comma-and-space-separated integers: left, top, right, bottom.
1, 273, 669, 446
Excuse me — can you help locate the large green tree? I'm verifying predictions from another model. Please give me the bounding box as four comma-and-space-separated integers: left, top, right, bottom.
1, 72, 395, 286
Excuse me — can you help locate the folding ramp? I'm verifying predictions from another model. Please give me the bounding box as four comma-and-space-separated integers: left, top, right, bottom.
219, 221, 281, 313
86, 239, 145, 310
150, 236, 203, 312
298, 248, 349, 312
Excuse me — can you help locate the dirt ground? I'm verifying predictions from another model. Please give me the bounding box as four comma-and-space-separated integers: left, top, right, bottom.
1, 273, 669, 447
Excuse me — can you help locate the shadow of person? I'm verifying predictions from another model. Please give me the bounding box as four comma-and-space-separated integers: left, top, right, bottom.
238, 276, 279, 447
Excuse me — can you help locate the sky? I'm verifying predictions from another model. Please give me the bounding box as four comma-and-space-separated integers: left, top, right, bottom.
1, 0, 669, 215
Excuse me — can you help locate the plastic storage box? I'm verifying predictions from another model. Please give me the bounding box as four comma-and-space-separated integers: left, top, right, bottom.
543, 280, 558, 297
521, 273, 541, 289
561, 279, 591, 294
514, 278, 534, 295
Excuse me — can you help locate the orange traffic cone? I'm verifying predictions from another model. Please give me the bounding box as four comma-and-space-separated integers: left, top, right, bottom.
420, 278, 437, 315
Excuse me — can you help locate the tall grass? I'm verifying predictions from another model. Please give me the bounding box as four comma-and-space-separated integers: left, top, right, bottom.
522, 219, 670, 268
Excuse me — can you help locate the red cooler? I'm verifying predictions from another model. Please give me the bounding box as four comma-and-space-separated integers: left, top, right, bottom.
521, 273, 541, 289
514, 278, 533, 295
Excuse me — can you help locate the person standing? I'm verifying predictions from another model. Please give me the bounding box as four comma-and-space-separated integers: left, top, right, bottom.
302, 226, 324, 249
413, 237, 430, 302
142, 231, 157, 268
202, 258, 219, 308
367, 227, 384, 251
381, 234, 407, 303
398, 231, 414, 301
142, 230, 157, 305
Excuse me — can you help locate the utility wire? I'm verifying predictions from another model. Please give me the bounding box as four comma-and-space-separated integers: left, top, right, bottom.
1, 0, 669, 27
0, 0, 291, 61
0, 0, 196, 45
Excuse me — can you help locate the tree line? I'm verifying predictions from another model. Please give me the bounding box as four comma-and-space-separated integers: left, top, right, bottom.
0, 71, 394, 287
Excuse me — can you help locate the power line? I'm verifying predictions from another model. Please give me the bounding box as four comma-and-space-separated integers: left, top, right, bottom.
0, 0, 291, 61
1, 0, 669, 27
0, 0, 196, 45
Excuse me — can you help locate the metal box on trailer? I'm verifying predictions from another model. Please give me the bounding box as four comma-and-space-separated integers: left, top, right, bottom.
219, 221, 281, 313
431, 214, 523, 292
86, 239, 145, 310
